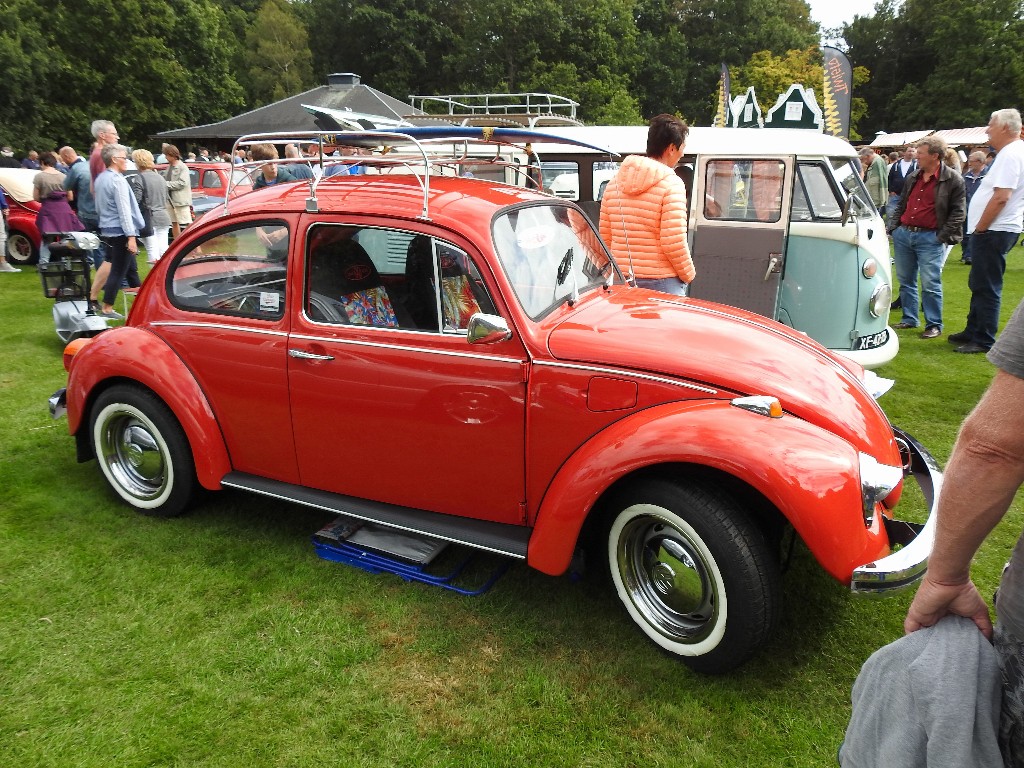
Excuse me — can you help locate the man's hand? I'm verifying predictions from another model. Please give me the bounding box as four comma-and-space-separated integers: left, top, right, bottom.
905, 575, 993, 638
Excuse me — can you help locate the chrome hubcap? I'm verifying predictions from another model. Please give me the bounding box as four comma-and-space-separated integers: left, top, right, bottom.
618, 515, 719, 644
99, 411, 168, 501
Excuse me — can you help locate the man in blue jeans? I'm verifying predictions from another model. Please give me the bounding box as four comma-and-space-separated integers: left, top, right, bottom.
887, 136, 966, 339
949, 108, 1024, 354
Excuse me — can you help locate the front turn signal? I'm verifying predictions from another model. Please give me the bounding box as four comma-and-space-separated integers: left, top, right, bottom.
730, 395, 783, 418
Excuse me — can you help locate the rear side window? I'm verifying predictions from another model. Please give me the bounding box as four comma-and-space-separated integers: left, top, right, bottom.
703, 160, 784, 223
169, 222, 289, 319
202, 170, 223, 189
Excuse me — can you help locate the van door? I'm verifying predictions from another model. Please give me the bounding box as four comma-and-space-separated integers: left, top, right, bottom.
688, 156, 794, 319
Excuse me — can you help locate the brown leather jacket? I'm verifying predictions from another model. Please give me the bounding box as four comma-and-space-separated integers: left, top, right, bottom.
886, 162, 966, 244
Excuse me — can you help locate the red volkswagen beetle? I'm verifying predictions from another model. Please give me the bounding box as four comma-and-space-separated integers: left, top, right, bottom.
0, 168, 42, 265
50, 131, 940, 673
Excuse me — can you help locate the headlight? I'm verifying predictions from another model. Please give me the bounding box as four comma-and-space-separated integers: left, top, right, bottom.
862, 257, 878, 278
869, 283, 892, 318
859, 452, 903, 526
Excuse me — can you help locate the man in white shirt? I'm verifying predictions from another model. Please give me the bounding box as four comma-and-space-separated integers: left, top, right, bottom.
949, 108, 1024, 353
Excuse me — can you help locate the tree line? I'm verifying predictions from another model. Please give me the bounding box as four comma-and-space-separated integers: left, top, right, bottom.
1, 0, 1021, 154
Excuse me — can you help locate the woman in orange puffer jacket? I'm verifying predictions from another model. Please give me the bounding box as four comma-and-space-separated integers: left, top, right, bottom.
599, 114, 695, 295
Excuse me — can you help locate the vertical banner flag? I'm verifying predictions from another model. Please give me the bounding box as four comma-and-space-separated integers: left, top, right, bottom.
822, 46, 853, 139
713, 63, 731, 128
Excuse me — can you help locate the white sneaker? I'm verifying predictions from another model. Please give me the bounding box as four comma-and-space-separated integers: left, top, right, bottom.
0, 262, 21, 272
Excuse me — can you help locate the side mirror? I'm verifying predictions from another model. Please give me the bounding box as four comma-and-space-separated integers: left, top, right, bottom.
842, 194, 865, 226
841, 195, 854, 226
467, 313, 512, 345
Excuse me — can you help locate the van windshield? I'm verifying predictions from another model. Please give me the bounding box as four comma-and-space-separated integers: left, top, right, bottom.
492, 204, 620, 320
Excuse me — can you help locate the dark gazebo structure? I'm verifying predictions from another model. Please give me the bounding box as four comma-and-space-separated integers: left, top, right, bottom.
153, 73, 422, 152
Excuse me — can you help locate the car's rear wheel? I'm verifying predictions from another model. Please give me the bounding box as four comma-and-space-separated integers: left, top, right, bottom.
90, 385, 197, 517
6, 230, 38, 266
604, 479, 781, 674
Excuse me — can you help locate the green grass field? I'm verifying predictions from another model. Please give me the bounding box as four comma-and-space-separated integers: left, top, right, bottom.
2, 247, 1023, 767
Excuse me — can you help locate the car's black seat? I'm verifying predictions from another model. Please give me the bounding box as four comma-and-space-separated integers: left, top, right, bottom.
308, 233, 398, 328
401, 235, 435, 330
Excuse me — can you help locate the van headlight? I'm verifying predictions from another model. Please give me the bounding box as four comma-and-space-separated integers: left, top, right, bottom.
859, 452, 903, 526
869, 284, 892, 318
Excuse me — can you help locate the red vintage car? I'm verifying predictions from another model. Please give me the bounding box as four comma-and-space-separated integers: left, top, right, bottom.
50, 131, 939, 674
0, 168, 42, 265
184, 161, 252, 199
153, 161, 253, 219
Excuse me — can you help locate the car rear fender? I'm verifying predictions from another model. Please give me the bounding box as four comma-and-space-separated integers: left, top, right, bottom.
527, 399, 890, 581
66, 327, 231, 491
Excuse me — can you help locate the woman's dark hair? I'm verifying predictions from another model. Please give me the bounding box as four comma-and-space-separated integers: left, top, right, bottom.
646, 114, 689, 158
39, 151, 58, 168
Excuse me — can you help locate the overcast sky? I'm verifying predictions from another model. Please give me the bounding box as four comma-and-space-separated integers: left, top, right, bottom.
806, 0, 879, 32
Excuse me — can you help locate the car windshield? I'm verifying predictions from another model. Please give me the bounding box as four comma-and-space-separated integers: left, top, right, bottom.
492, 204, 619, 320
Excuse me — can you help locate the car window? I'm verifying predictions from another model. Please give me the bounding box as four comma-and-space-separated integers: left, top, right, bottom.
544, 162, 580, 200
830, 157, 874, 219
169, 222, 288, 319
203, 170, 223, 189
492, 204, 616, 320
793, 162, 844, 221
304, 224, 496, 332
703, 159, 785, 223
188, 169, 199, 189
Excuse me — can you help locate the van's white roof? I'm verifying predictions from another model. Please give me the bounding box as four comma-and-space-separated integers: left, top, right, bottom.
537, 126, 858, 158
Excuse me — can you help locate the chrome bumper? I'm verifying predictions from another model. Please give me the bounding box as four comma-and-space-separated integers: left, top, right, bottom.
850, 426, 942, 594
49, 388, 67, 419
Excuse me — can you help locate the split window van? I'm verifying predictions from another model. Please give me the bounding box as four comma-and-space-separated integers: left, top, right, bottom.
535, 127, 897, 368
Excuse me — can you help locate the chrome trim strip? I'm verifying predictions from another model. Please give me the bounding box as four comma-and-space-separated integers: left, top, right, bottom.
850, 426, 942, 594
288, 332, 525, 364
150, 321, 289, 338
533, 359, 718, 394
151, 322, 524, 363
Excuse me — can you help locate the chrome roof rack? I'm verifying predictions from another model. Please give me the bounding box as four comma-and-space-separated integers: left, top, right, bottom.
406, 92, 584, 128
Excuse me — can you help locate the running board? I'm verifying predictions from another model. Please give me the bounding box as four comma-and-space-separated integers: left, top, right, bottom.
220, 472, 531, 559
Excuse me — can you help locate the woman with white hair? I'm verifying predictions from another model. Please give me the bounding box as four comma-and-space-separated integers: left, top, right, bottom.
130, 149, 171, 263
94, 143, 144, 318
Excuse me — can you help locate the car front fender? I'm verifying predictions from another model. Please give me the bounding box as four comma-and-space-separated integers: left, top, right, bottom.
66, 327, 232, 491
527, 399, 891, 582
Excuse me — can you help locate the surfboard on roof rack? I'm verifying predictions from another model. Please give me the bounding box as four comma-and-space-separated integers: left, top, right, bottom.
225, 127, 618, 217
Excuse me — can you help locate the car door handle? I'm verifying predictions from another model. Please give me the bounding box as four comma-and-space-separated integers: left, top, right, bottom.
764, 254, 782, 281
288, 348, 334, 361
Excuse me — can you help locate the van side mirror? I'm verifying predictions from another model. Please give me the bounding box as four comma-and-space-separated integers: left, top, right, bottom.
841, 194, 865, 226
841, 195, 855, 226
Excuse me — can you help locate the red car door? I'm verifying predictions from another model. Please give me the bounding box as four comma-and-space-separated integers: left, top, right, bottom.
286, 222, 529, 525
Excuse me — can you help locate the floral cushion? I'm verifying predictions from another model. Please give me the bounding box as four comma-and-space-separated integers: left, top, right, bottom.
338, 286, 398, 328
441, 275, 480, 329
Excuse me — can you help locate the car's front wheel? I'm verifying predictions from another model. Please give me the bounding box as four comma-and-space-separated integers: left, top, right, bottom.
605, 479, 781, 674
6, 230, 38, 266
90, 385, 197, 517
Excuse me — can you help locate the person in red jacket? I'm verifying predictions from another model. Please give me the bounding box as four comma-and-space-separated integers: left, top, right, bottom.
598, 114, 695, 296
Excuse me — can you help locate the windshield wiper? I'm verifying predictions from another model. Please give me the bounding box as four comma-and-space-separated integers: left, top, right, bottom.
555, 248, 579, 305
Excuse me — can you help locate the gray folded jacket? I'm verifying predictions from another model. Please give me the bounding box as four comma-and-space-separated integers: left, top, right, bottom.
840, 615, 1003, 768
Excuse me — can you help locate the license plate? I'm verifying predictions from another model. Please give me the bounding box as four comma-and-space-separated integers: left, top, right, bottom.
854, 329, 889, 351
